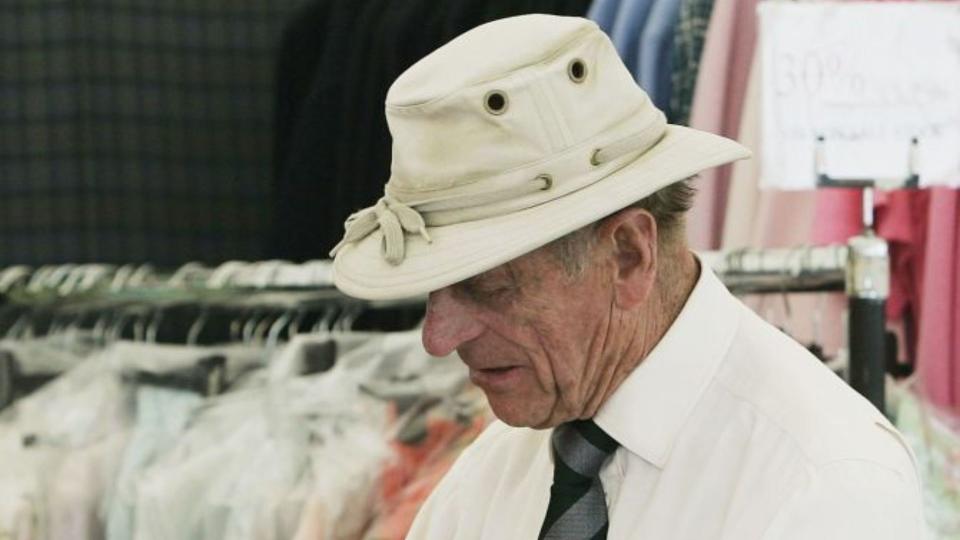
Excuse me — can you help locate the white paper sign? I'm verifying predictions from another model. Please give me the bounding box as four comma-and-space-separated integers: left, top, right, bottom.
758, 2, 960, 190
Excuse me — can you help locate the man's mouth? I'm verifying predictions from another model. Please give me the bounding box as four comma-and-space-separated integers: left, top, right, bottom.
469, 365, 522, 390
480, 366, 515, 374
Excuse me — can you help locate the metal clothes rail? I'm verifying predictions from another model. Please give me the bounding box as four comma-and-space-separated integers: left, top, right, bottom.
1, 235, 890, 413
703, 231, 890, 414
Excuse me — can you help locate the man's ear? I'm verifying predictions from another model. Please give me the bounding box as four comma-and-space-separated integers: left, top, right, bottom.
596, 208, 658, 309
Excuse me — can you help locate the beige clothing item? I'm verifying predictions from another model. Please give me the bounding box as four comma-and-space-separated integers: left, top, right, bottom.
332, 14, 749, 300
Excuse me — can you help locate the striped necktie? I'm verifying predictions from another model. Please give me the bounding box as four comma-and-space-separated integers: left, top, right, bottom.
539, 420, 620, 540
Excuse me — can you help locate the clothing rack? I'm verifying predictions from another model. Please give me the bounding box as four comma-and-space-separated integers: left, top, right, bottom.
0, 260, 424, 309
1, 241, 889, 414
703, 231, 890, 414
0, 261, 428, 408
0, 260, 336, 295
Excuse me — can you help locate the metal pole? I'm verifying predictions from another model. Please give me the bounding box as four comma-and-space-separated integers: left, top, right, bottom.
845, 231, 889, 414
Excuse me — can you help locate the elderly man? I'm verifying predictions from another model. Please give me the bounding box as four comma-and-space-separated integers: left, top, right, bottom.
331, 14, 927, 540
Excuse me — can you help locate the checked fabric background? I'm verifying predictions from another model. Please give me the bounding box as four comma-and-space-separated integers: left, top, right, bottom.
0, 0, 593, 268
0, 0, 302, 266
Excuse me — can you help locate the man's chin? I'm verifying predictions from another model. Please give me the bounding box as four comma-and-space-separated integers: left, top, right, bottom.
485, 395, 555, 429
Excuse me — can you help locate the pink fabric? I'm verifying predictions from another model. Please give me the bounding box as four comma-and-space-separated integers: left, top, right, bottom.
810, 191, 863, 246
807, 0, 960, 410
912, 191, 960, 409
812, 185, 960, 411
696, 0, 960, 410
685, 0, 759, 250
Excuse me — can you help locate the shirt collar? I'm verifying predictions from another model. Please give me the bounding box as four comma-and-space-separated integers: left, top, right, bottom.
593, 258, 741, 468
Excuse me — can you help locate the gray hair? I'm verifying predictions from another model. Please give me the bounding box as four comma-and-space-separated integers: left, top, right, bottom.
547, 177, 697, 278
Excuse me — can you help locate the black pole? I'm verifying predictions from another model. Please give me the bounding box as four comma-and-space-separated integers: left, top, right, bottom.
848, 297, 886, 413
846, 230, 890, 416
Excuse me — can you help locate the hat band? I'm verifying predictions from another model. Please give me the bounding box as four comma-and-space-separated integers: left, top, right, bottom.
332, 111, 667, 265
418, 122, 666, 226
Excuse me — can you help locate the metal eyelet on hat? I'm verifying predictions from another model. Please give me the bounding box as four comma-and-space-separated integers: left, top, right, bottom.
589, 149, 602, 166
567, 58, 588, 83
536, 174, 553, 190
484, 90, 509, 115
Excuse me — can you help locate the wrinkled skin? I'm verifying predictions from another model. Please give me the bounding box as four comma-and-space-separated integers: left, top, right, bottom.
421, 209, 698, 429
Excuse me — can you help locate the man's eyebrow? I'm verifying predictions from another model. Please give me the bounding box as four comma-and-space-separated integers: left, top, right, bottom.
457, 269, 511, 292
453, 274, 487, 294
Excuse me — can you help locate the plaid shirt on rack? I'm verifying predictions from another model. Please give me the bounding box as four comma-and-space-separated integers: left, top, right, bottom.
0, 0, 304, 266
669, 0, 715, 126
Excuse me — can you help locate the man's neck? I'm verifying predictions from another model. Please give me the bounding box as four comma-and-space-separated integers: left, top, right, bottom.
581, 250, 701, 419
632, 249, 700, 362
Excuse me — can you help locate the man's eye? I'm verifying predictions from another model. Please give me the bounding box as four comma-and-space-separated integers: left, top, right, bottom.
479, 286, 510, 297
462, 282, 511, 301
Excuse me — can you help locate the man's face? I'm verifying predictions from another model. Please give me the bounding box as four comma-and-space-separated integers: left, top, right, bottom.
421, 246, 615, 429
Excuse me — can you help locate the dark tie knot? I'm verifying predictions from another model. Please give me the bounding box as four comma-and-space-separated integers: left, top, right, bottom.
551, 420, 620, 483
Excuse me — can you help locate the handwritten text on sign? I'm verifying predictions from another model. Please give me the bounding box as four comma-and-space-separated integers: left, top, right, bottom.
758, 2, 960, 189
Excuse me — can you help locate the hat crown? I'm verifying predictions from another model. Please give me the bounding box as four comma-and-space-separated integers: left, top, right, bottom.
383, 14, 654, 199
386, 15, 594, 107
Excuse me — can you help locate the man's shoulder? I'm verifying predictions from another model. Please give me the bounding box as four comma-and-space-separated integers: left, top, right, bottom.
714, 304, 915, 472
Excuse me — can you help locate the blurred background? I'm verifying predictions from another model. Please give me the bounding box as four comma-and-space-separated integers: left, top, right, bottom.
1, 1, 959, 538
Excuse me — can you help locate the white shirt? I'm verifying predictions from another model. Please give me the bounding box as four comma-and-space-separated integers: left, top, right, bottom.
407, 266, 929, 539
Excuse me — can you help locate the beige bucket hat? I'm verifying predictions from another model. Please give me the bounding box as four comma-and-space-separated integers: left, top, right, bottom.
331, 14, 750, 300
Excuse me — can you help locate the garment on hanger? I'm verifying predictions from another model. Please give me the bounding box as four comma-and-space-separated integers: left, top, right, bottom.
334, 0, 394, 228
273, 0, 592, 262
683, 0, 759, 251
119, 330, 486, 539
709, 0, 960, 410
363, 383, 492, 540
608, 0, 657, 76
811, 183, 960, 411
104, 386, 204, 540
588, 0, 624, 33
47, 430, 131, 540
0, 347, 135, 540
637, 0, 682, 115
669, 0, 715, 126
833, 0, 960, 408
441, 0, 487, 39
270, 0, 367, 262
273, 0, 334, 182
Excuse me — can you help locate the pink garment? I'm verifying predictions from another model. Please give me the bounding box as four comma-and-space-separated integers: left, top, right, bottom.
804, 0, 960, 409
684, 0, 759, 250
698, 0, 960, 410
905, 190, 959, 410
710, 18, 844, 358
811, 157, 960, 413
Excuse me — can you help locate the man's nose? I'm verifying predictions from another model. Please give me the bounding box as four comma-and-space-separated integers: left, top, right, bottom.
421, 287, 485, 357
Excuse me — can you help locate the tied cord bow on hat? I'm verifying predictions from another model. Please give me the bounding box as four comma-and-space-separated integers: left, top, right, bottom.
328, 110, 667, 267
329, 196, 432, 266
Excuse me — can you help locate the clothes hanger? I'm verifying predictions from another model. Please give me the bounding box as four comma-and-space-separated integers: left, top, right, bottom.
187, 307, 210, 346
0, 266, 32, 295
109, 264, 137, 292
265, 309, 293, 350
241, 308, 264, 344
333, 303, 364, 333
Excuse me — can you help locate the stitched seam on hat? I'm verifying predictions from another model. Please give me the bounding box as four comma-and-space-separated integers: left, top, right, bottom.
385, 29, 598, 113
541, 76, 575, 148
525, 72, 567, 153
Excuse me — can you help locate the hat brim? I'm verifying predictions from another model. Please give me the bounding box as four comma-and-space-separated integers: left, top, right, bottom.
332, 125, 751, 300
